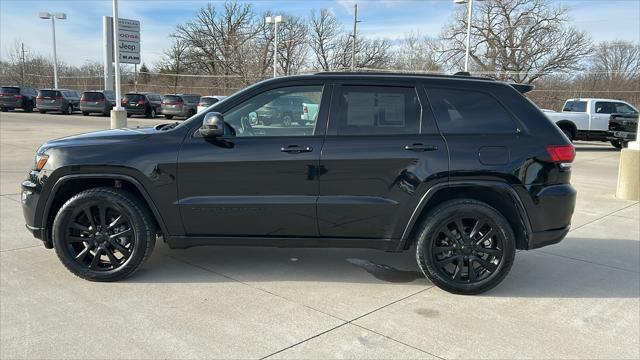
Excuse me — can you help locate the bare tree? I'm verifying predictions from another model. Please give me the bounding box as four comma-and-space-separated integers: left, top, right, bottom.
309, 9, 342, 71
276, 14, 309, 75
441, 0, 592, 83
588, 41, 640, 83
159, 39, 189, 92
393, 33, 442, 72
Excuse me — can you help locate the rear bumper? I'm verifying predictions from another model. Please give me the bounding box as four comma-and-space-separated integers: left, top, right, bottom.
125, 107, 147, 115
80, 105, 108, 113
529, 225, 570, 249
0, 99, 23, 108
161, 108, 186, 116
36, 104, 63, 111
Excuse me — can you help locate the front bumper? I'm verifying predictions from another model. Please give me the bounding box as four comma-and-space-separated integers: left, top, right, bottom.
21, 178, 50, 247
607, 130, 636, 142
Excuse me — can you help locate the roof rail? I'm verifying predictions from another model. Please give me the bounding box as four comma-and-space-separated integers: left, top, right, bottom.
313, 71, 495, 81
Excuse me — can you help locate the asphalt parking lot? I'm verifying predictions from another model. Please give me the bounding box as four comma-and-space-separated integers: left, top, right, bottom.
1, 111, 638, 359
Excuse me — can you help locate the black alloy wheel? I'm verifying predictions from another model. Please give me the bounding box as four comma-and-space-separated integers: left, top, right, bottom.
52, 187, 155, 281
416, 199, 515, 295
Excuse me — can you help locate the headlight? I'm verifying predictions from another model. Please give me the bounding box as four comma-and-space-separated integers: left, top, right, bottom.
34, 153, 49, 171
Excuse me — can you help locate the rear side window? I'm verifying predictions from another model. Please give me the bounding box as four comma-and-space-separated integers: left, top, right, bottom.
1, 87, 19, 94
427, 88, 516, 134
333, 86, 421, 136
562, 101, 587, 112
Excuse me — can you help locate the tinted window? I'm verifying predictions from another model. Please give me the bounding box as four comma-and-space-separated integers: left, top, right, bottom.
334, 86, 420, 136
0, 87, 19, 94
82, 92, 105, 100
563, 101, 587, 112
224, 85, 323, 137
613, 103, 636, 114
595, 102, 616, 114
427, 88, 516, 134
125, 94, 145, 102
39, 90, 60, 97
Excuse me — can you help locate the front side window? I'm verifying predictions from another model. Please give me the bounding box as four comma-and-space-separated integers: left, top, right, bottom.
613, 102, 637, 114
427, 88, 517, 134
223, 85, 323, 137
333, 86, 420, 136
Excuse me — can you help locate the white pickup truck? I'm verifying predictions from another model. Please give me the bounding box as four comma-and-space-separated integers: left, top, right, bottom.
544, 98, 638, 146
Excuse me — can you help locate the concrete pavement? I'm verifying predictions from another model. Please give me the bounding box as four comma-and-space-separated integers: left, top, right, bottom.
1, 111, 638, 359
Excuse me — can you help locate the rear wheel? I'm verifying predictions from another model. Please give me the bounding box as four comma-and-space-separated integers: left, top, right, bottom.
82, 111, 90, 116
164, 115, 173, 120
24, 102, 33, 113
147, 107, 156, 119
610, 140, 628, 149
52, 187, 156, 281
415, 199, 515, 295
39, 110, 46, 114
560, 127, 574, 142
187, 109, 195, 118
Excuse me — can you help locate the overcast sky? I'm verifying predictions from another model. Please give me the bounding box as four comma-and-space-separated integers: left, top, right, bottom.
1, 0, 639, 68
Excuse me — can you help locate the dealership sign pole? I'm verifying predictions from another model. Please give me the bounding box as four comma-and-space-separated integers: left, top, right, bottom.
110, 0, 126, 128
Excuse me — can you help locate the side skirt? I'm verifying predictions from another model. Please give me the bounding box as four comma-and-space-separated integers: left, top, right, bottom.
166, 235, 401, 251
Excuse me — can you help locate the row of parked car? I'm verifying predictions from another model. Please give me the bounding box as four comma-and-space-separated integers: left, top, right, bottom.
0, 85, 226, 119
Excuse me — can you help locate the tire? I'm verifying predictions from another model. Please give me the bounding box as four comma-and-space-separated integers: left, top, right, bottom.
164, 115, 173, 120
66, 104, 73, 115
39, 110, 46, 114
610, 140, 628, 149
282, 114, 292, 127
126, 113, 131, 118
147, 107, 156, 119
415, 199, 516, 295
52, 187, 156, 282
82, 111, 90, 116
188, 109, 195, 118
24, 102, 33, 113
561, 127, 574, 142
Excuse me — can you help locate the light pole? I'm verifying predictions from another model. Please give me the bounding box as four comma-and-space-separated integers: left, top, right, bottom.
39, 12, 66, 88
453, 0, 482, 72
110, 0, 126, 128
265, 15, 284, 78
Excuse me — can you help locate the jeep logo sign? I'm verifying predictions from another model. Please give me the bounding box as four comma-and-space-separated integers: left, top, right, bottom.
105, 17, 141, 64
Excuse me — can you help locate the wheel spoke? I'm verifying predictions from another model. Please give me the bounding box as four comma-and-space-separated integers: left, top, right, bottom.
107, 215, 124, 230
108, 239, 131, 259
475, 229, 495, 245
83, 207, 95, 229
110, 228, 132, 239
436, 255, 460, 267
478, 247, 502, 256
69, 222, 90, 232
89, 248, 102, 270
469, 220, 483, 240
67, 235, 88, 243
98, 205, 107, 227
434, 246, 455, 254
475, 256, 497, 273
75, 246, 91, 261
444, 228, 463, 246
454, 219, 466, 241
468, 259, 477, 281
452, 258, 463, 280
104, 248, 120, 268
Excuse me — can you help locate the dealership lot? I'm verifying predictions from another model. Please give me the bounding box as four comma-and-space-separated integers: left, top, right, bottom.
1, 111, 638, 359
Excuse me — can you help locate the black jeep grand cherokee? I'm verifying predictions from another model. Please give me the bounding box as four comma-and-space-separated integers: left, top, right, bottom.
22, 72, 576, 294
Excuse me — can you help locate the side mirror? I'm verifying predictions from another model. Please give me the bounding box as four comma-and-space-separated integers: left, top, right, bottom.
200, 112, 225, 138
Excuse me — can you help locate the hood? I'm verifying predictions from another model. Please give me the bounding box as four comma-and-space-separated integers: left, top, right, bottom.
40, 127, 156, 151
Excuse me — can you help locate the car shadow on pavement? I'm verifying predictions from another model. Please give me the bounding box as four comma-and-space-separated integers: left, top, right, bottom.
125, 237, 639, 298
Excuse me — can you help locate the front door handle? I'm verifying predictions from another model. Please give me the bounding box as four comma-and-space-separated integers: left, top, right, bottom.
404, 144, 438, 152
281, 145, 313, 153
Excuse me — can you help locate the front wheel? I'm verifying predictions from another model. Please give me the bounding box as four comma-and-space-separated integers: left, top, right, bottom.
415, 199, 515, 295
66, 104, 73, 115
82, 111, 90, 116
52, 187, 156, 281
24, 102, 33, 113
147, 107, 156, 119
610, 140, 628, 149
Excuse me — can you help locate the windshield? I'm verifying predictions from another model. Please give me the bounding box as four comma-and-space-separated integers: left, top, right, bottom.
562, 101, 587, 112
0, 87, 19, 94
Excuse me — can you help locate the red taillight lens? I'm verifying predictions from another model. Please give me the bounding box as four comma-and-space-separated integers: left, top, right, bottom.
546, 145, 575, 163
54, 96, 64, 100
122, 98, 129, 104
15, 95, 23, 99
36, 96, 44, 100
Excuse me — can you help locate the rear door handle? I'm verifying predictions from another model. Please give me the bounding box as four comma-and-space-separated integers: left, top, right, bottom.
281, 145, 313, 153
404, 144, 438, 152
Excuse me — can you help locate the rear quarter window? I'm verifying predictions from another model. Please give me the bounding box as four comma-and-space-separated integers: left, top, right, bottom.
426, 88, 517, 134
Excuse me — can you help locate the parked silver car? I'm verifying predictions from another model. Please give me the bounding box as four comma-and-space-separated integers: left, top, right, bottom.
197, 95, 227, 113
36, 89, 81, 115
161, 93, 201, 119
80, 90, 116, 116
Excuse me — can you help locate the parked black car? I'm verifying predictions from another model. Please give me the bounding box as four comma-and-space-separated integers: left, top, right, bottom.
607, 112, 638, 149
0, 86, 37, 112
36, 89, 81, 115
21, 72, 576, 294
122, 92, 162, 118
255, 94, 312, 126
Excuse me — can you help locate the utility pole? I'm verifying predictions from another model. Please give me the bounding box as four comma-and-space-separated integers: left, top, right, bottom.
20, 43, 25, 86
351, 3, 358, 71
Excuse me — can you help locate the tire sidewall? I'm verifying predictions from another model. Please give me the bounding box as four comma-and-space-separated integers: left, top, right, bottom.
52, 189, 153, 281
416, 200, 516, 295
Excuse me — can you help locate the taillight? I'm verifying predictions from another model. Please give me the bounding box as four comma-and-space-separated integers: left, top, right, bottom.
122, 98, 129, 104
36, 96, 44, 100
54, 96, 64, 100
15, 95, 23, 99
546, 145, 575, 163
